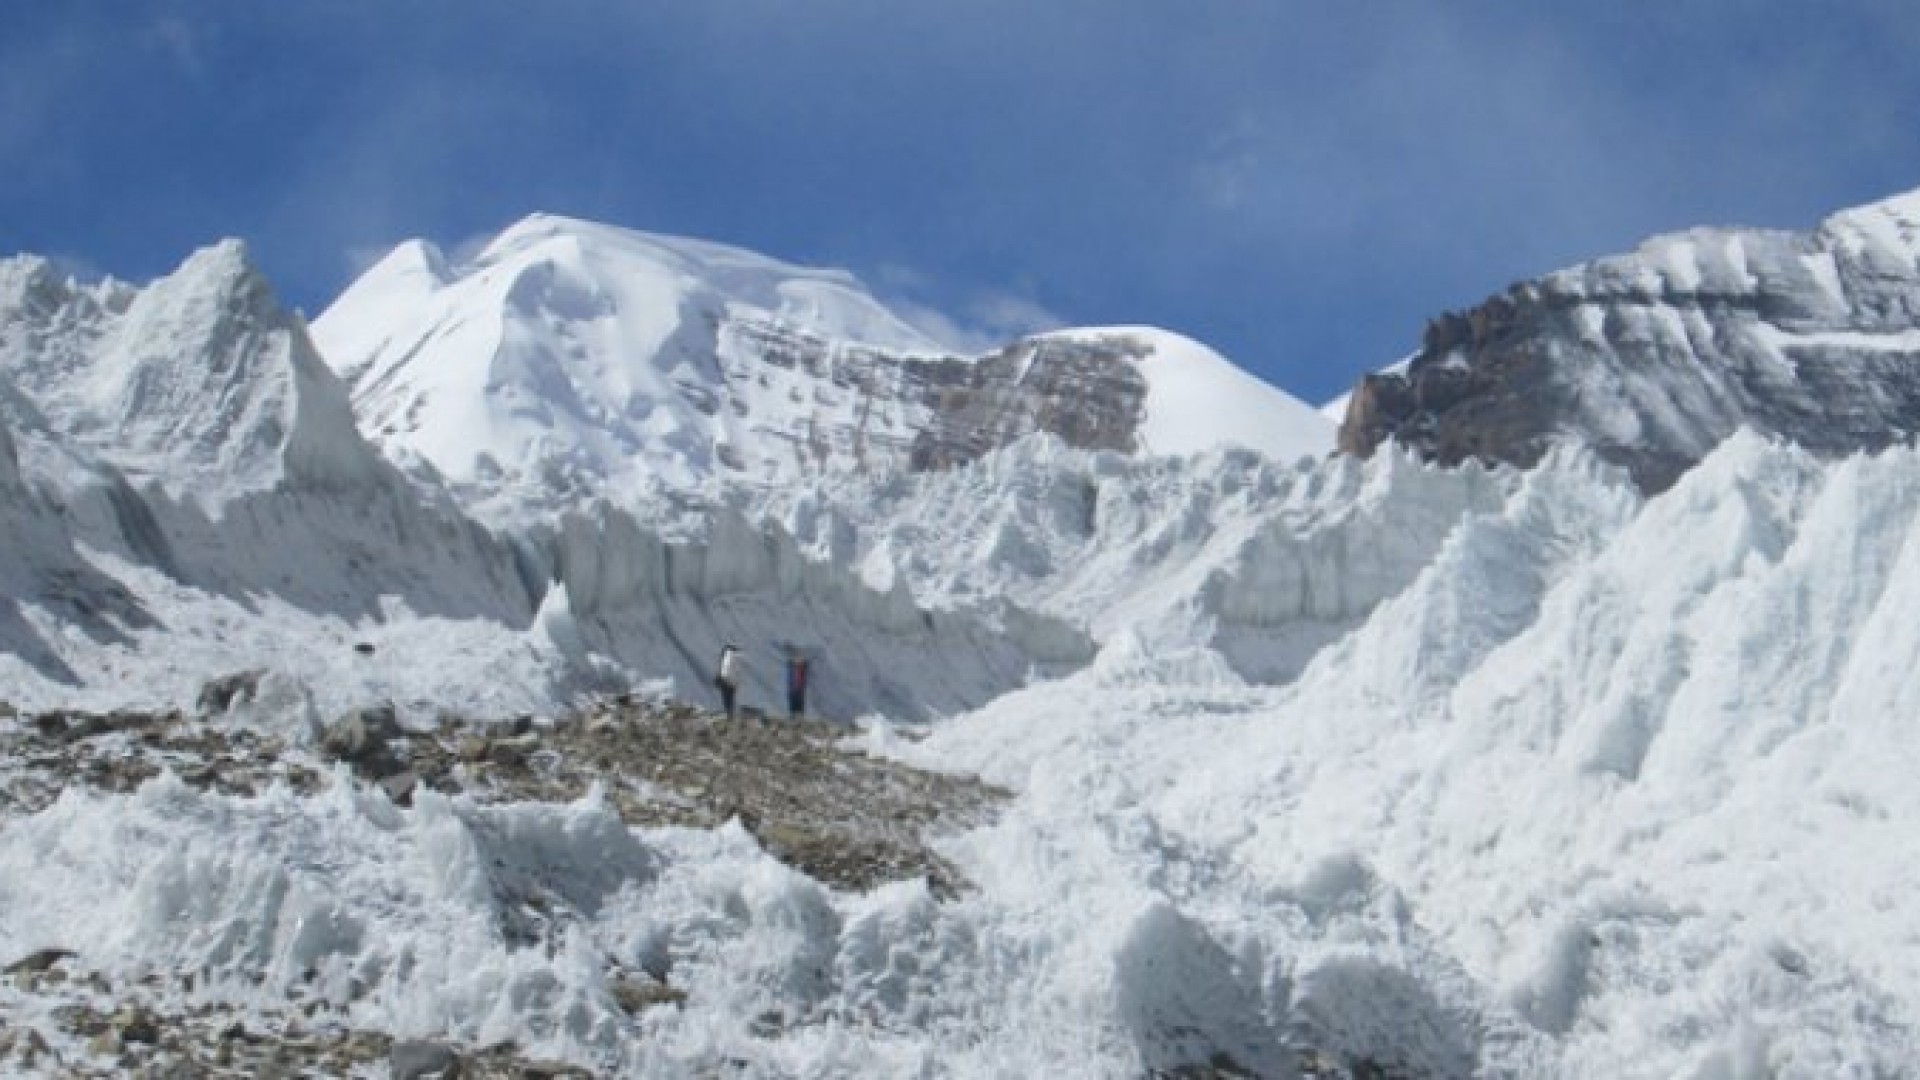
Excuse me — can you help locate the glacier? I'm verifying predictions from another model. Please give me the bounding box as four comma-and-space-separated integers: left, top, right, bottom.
6, 198, 1920, 1076
9, 433, 1920, 1076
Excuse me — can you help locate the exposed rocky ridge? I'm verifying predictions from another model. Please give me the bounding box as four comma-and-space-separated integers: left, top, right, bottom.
688, 316, 1156, 478
1340, 188, 1920, 491
906, 334, 1150, 470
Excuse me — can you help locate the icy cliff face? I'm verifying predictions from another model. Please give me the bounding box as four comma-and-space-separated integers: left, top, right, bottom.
313, 216, 1330, 524
0, 247, 1072, 723
1341, 188, 1920, 491
762, 434, 1520, 685
0, 243, 532, 625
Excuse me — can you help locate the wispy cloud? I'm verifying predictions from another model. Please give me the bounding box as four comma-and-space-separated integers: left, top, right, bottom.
884, 286, 1067, 355
148, 16, 206, 78
871, 260, 1066, 353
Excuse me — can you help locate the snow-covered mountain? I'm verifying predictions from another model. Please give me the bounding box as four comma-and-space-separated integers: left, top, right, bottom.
0, 245, 532, 626
14, 190, 1920, 1077
313, 215, 1331, 523
1341, 187, 1920, 490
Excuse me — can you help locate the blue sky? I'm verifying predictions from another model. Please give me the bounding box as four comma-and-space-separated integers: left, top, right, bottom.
5, 2, 1919, 403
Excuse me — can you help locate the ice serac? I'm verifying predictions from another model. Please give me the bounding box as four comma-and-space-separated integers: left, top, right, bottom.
0, 244, 539, 667
521, 501, 1093, 721
0, 391, 18, 495
0, 242, 385, 501
767, 435, 1508, 688
314, 215, 1330, 523
1340, 187, 1920, 491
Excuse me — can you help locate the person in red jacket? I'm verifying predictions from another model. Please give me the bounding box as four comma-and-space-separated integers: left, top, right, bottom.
786, 649, 809, 720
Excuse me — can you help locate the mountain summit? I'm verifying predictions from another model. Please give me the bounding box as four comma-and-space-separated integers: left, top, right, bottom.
313, 215, 1331, 521
1340, 187, 1920, 490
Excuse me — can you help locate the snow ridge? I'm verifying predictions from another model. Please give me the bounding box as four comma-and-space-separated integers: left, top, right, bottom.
0, 243, 380, 503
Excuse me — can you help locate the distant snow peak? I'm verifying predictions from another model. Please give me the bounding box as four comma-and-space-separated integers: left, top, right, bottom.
1040, 326, 1333, 462
472, 212, 941, 355
315, 216, 1332, 524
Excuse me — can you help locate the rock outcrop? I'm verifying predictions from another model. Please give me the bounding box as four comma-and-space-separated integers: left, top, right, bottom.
906, 334, 1149, 470
1340, 189, 1920, 491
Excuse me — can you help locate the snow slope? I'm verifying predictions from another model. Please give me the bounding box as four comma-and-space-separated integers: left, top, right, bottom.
1040, 326, 1332, 462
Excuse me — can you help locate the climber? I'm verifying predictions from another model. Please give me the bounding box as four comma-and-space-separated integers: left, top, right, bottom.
715, 644, 742, 719
786, 648, 810, 720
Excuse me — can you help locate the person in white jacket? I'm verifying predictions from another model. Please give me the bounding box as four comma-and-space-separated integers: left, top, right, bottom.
715, 645, 743, 719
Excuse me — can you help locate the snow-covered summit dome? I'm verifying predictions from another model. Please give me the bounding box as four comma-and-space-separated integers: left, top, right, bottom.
1031, 326, 1332, 463
314, 215, 1332, 523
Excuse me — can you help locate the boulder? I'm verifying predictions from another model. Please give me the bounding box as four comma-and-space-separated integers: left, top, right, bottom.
379, 771, 420, 806
389, 1039, 461, 1079
612, 975, 687, 1014
196, 669, 267, 715
113, 1004, 160, 1045
321, 705, 407, 779
4, 947, 75, 975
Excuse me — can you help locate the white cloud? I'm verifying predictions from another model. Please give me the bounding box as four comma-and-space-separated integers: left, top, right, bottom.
882, 281, 1067, 355
967, 292, 1066, 341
